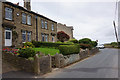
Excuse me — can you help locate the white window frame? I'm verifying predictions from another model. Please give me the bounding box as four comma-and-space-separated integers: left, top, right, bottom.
27, 15, 31, 25
22, 13, 26, 24
5, 7, 12, 20
45, 21, 48, 29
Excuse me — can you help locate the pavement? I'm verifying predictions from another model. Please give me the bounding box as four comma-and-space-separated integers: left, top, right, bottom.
1, 48, 119, 78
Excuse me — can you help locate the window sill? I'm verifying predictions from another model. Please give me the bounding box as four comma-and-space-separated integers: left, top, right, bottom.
4, 18, 14, 22
22, 23, 32, 26
22, 42, 26, 43
41, 28, 48, 30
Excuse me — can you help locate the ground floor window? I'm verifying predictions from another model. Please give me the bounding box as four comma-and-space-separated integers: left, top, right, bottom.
27, 31, 31, 42
41, 33, 44, 42
22, 30, 26, 42
45, 34, 48, 42
52, 36, 55, 42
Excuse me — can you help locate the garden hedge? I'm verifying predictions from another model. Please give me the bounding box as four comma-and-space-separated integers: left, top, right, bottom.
58, 45, 80, 55
32, 41, 72, 49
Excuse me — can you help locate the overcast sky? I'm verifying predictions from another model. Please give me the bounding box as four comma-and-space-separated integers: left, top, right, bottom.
6, 0, 118, 44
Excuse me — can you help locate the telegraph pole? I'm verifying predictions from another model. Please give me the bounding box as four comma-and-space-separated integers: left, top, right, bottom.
113, 0, 120, 48
113, 21, 119, 43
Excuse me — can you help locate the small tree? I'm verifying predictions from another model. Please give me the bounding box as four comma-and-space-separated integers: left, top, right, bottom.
79, 38, 92, 44
79, 38, 98, 49
57, 31, 70, 42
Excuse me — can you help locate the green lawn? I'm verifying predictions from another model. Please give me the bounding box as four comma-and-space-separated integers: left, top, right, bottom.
33, 47, 60, 56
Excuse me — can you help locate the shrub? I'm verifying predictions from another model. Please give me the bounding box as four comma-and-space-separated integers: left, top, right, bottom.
69, 39, 78, 44
79, 43, 92, 49
24, 42, 35, 48
18, 48, 36, 58
58, 45, 80, 55
110, 42, 118, 47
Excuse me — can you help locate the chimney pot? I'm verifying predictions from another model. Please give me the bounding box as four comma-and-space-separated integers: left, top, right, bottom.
24, 0, 31, 11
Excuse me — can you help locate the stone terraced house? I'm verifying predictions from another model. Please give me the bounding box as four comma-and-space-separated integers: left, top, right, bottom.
0, 0, 57, 48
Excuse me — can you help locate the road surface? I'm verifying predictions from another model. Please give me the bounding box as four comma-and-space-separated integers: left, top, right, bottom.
43, 48, 119, 78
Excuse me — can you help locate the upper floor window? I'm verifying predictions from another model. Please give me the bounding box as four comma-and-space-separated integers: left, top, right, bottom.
27, 15, 31, 25
51, 24, 54, 31
22, 13, 26, 24
27, 31, 31, 42
41, 20, 44, 28
45, 21, 48, 29
5, 7, 13, 20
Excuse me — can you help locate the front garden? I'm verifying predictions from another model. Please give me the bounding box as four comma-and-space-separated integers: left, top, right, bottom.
2, 38, 99, 75
2, 38, 98, 60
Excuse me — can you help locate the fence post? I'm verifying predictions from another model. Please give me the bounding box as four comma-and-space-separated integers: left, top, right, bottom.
54, 53, 60, 68
34, 54, 40, 75
59, 54, 65, 68
48, 54, 52, 72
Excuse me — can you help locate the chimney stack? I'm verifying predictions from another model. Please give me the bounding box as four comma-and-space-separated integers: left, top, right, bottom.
24, 0, 31, 11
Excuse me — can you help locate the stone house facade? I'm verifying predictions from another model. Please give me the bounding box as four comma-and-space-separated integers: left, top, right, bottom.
57, 23, 74, 40
1, 1, 57, 48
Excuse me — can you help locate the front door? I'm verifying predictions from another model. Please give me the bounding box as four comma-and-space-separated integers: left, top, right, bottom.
5, 29, 12, 46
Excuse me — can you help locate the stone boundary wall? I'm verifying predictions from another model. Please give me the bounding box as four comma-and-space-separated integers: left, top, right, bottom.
2, 48, 99, 75
2, 53, 52, 75
3, 53, 34, 73
52, 48, 99, 68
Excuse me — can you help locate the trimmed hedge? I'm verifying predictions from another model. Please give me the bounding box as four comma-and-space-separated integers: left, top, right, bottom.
58, 45, 80, 55
32, 41, 72, 49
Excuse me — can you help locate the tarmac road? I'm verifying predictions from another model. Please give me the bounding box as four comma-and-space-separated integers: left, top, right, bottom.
43, 48, 119, 78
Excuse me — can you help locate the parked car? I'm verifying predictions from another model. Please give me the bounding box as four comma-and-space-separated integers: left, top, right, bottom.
97, 44, 105, 49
